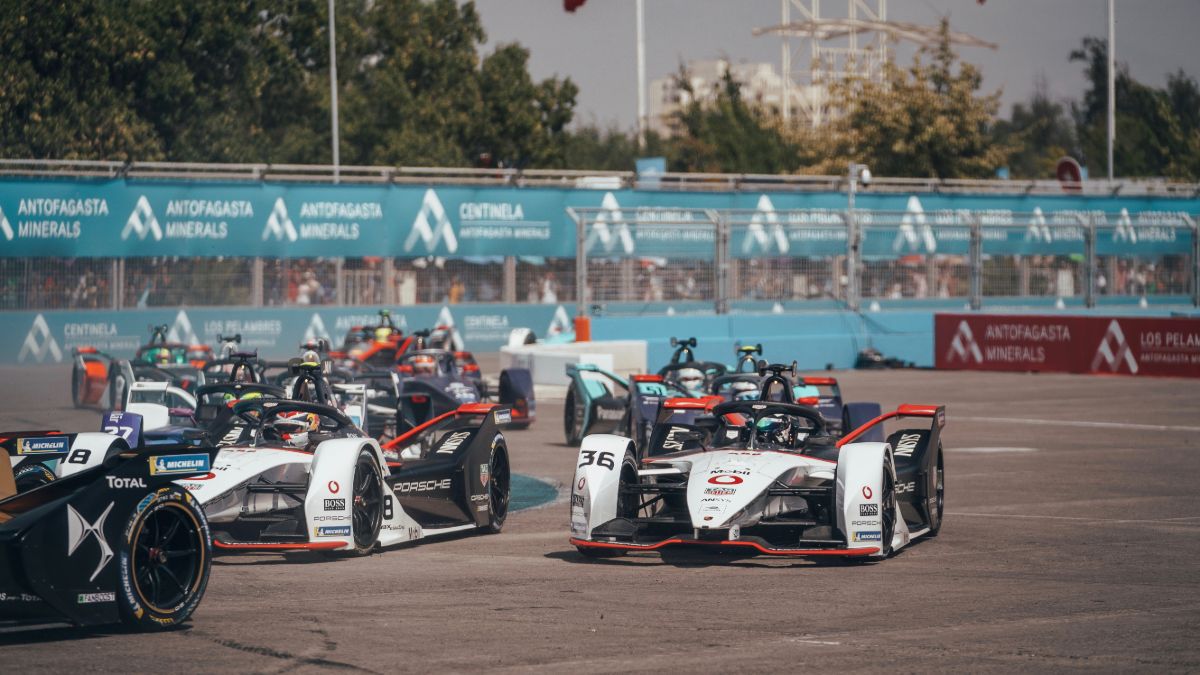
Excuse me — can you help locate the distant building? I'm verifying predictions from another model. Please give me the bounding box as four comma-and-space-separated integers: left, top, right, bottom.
647, 59, 819, 137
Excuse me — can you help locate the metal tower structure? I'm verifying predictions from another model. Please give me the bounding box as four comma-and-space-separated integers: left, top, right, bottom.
756, 0, 997, 127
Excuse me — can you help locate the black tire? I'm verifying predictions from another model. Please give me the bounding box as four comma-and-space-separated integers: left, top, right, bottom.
108, 371, 128, 411
484, 438, 511, 534
564, 388, 584, 446
14, 462, 56, 492
71, 363, 86, 408
575, 450, 638, 559
879, 453, 898, 558
349, 449, 384, 556
118, 486, 212, 630
927, 446, 944, 536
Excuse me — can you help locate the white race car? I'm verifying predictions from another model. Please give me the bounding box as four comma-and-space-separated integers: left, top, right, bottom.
569, 383, 945, 560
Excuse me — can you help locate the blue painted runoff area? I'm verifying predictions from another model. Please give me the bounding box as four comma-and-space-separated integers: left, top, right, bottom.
510, 474, 559, 512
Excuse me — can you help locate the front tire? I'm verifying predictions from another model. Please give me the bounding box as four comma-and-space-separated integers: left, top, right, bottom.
349, 449, 384, 556
14, 462, 56, 492
118, 487, 212, 630
879, 453, 898, 558
564, 389, 584, 446
484, 439, 511, 534
927, 446, 944, 536
71, 363, 86, 408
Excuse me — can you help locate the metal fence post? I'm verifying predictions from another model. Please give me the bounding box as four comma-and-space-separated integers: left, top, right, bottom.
335, 258, 345, 306
845, 210, 861, 312
709, 209, 728, 315
968, 212, 982, 310
1084, 214, 1097, 309
383, 257, 396, 305
251, 258, 264, 307
569, 208, 587, 314
1188, 214, 1200, 307
502, 256, 516, 304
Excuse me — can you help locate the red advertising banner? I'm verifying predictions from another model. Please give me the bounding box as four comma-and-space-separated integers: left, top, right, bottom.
935, 313, 1200, 377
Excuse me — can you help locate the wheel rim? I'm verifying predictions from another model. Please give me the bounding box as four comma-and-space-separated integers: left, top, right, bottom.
132, 502, 203, 613
489, 447, 510, 522
352, 455, 382, 549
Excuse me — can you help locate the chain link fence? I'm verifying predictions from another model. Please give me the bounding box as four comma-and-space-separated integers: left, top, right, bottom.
7, 209, 1197, 312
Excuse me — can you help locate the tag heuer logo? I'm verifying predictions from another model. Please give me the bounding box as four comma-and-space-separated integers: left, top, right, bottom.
263, 197, 298, 241
405, 189, 458, 253
122, 195, 163, 241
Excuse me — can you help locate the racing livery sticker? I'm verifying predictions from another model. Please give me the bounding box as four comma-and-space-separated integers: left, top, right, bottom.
148, 453, 211, 476
16, 436, 68, 455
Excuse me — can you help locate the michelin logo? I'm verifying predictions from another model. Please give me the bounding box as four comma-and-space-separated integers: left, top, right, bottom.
148, 453, 211, 476
16, 436, 68, 455
405, 189, 458, 253
263, 197, 299, 242
122, 195, 163, 241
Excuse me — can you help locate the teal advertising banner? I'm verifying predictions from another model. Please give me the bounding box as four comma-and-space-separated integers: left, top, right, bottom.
0, 177, 1195, 259
0, 303, 576, 365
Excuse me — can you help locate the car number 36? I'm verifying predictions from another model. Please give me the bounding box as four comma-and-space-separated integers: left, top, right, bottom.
578, 450, 615, 470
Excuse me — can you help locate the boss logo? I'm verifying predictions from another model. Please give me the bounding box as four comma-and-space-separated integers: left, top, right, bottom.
859, 503, 879, 516
324, 498, 346, 511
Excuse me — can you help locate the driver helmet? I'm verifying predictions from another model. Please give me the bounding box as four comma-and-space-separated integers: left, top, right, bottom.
412, 354, 437, 376
730, 380, 760, 401
301, 350, 321, 366
675, 367, 705, 394
226, 390, 263, 408
274, 410, 319, 448
755, 415, 791, 445
150, 347, 172, 365
374, 326, 393, 342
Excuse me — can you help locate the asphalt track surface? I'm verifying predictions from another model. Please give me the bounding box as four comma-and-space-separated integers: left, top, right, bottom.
2, 364, 1199, 673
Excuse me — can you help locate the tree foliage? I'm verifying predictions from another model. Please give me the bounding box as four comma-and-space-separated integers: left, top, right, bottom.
990, 74, 1080, 179
0, 0, 578, 167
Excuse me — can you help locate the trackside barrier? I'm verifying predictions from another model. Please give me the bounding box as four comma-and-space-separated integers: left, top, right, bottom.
935, 313, 1200, 377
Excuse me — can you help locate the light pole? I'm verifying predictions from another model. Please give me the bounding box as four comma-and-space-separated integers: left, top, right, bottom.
635, 0, 646, 149
846, 162, 871, 311
328, 0, 341, 183
1107, 0, 1115, 181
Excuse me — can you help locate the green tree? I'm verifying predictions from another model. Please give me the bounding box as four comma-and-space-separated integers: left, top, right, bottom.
991, 74, 1080, 178
803, 19, 1012, 178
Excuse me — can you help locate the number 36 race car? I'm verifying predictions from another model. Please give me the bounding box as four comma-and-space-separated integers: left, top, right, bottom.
569, 369, 945, 560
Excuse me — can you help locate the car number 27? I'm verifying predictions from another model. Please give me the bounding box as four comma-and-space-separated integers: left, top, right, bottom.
578, 450, 615, 470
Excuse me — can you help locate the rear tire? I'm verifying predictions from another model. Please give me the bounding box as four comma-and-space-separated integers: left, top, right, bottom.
118, 487, 212, 630
564, 389, 584, 446
14, 462, 56, 492
71, 364, 86, 408
108, 371, 128, 411
349, 449, 384, 556
879, 453, 897, 558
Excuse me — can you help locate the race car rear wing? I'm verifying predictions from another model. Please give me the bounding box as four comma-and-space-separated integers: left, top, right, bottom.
836, 404, 946, 448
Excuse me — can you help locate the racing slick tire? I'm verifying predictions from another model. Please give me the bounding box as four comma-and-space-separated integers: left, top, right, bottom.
348, 449, 385, 556
879, 452, 898, 558
71, 362, 87, 408
118, 486, 212, 631
484, 436, 511, 534
14, 462, 56, 492
576, 450, 639, 559
107, 370, 129, 411
927, 445, 944, 537
564, 389, 585, 446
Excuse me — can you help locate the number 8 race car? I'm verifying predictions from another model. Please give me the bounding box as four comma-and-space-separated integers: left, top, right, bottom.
568, 366, 945, 560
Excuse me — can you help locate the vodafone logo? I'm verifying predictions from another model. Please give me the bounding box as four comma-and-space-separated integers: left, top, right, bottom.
862, 486, 873, 499
1091, 319, 1139, 374
946, 320, 983, 364
328, 480, 340, 494
708, 475, 743, 485
577, 476, 586, 490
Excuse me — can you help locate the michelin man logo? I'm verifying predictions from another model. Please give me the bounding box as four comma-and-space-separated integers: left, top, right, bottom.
405, 189, 458, 253
122, 195, 163, 241
167, 310, 198, 344
894, 196, 937, 254
584, 192, 634, 255
742, 194, 788, 255
1091, 319, 1138, 374
945, 320, 983, 364
0, 206, 13, 241
1025, 207, 1052, 242
1112, 208, 1136, 243
18, 314, 63, 363
67, 502, 114, 583
263, 198, 298, 241
304, 313, 330, 342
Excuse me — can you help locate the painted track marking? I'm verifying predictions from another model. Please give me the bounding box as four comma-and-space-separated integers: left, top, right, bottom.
950, 511, 1200, 525
957, 415, 1200, 433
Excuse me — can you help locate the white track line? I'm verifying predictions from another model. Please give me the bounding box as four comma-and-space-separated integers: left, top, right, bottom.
956, 415, 1200, 433
950, 511, 1200, 525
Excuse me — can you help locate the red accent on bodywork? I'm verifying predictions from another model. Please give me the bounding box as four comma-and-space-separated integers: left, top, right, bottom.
76, 346, 99, 355
663, 396, 722, 410
896, 404, 940, 417
382, 403, 498, 451
837, 404, 945, 447
457, 402, 498, 415
462, 364, 480, 373
568, 537, 878, 557
796, 396, 820, 406
802, 377, 838, 386
397, 365, 414, 375
213, 540, 346, 552
631, 374, 664, 383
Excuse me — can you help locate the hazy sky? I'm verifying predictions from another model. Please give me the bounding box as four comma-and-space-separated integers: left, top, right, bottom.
473, 0, 1200, 129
